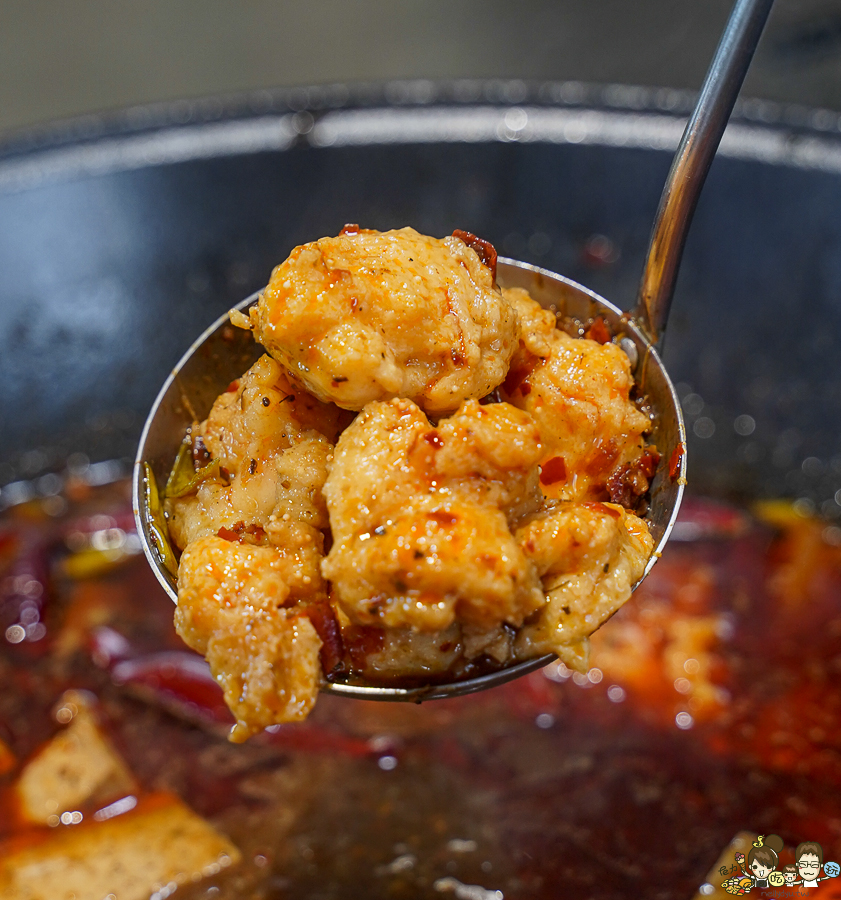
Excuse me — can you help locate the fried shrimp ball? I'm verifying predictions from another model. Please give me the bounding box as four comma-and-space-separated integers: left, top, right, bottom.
500, 288, 655, 506
166, 354, 351, 739
513, 500, 654, 669
322, 398, 547, 632
176, 536, 323, 741
236, 227, 520, 414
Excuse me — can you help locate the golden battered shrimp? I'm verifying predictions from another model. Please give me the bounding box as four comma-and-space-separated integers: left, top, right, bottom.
237, 227, 520, 414
500, 288, 655, 506
513, 500, 654, 669
165, 354, 350, 740
322, 398, 546, 632
175, 535, 324, 741
166, 354, 350, 550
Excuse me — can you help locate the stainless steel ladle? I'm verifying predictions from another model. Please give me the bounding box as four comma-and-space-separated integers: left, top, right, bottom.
133, 0, 773, 702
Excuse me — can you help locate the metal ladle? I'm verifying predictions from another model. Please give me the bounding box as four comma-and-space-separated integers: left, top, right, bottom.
133, 0, 773, 702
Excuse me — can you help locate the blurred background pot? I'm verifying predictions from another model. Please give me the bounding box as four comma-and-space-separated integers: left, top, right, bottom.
1, 80, 840, 517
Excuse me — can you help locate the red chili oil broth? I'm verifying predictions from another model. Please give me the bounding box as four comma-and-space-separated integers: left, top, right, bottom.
0, 479, 839, 899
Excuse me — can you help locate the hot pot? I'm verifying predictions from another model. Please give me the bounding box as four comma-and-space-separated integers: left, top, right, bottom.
1, 82, 840, 899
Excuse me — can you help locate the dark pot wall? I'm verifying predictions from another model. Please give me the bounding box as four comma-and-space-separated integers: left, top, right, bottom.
1, 84, 840, 514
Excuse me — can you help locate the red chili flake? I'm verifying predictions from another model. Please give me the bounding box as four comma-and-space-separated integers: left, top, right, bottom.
606, 447, 661, 508
428, 511, 458, 526
217, 522, 265, 543
584, 317, 612, 345
302, 601, 344, 675
452, 229, 498, 280
248, 458, 257, 475
225, 380, 240, 393
217, 522, 245, 542
606, 468, 631, 506
539, 456, 567, 485
451, 348, 466, 366
669, 443, 686, 480
424, 432, 444, 449
340, 223, 360, 235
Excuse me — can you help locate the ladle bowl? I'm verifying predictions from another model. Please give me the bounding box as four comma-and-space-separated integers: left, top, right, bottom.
133, 257, 686, 701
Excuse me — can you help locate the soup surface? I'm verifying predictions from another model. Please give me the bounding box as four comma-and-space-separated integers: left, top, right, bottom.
1, 474, 840, 898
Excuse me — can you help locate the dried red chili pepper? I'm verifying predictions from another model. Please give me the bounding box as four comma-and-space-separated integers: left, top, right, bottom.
452, 229, 498, 281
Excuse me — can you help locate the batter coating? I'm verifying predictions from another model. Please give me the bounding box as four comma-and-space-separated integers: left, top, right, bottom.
513, 500, 654, 669
236, 227, 520, 414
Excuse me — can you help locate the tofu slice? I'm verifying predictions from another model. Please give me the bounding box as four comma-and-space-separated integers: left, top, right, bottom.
0, 792, 240, 900
15, 693, 136, 825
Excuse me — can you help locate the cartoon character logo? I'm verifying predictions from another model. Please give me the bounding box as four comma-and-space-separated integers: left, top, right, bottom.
743, 835, 784, 891
720, 835, 784, 895
794, 842, 838, 889
718, 836, 839, 894
781, 864, 798, 886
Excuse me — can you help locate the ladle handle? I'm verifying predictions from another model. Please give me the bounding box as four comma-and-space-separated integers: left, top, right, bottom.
635, 0, 774, 344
